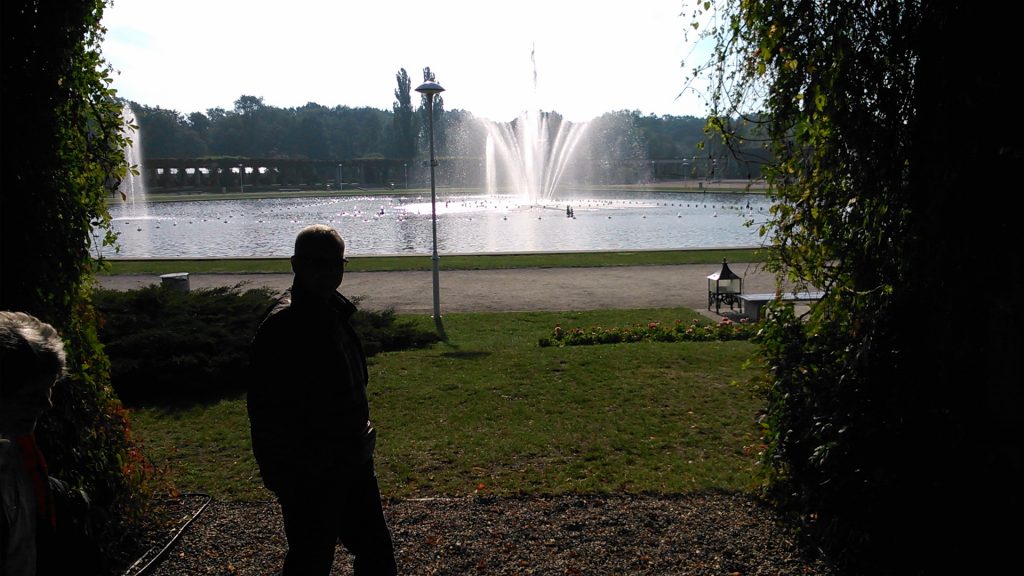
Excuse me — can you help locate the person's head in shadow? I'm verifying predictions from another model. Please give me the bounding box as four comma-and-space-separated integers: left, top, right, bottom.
2, 312, 103, 576
290, 224, 349, 300
0, 311, 67, 435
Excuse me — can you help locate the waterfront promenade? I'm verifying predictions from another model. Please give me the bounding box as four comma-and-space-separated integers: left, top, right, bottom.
97, 262, 782, 316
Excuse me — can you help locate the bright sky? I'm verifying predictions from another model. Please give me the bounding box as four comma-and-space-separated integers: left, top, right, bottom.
101, 0, 712, 123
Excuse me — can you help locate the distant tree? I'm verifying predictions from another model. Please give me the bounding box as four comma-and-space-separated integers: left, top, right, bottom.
576, 111, 646, 184
206, 107, 228, 122
207, 110, 246, 156
635, 115, 706, 159
419, 66, 447, 154
694, 0, 1020, 574
392, 68, 416, 160
296, 112, 330, 159
348, 107, 389, 157
323, 105, 356, 160
132, 104, 207, 158
331, 105, 361, 160
187, 111, 212, 142
233, 94, 265, 116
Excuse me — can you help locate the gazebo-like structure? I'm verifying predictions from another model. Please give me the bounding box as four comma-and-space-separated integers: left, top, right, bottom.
707, 259, 743, 314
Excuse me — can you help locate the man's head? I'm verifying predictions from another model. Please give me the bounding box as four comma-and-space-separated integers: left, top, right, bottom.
291, 224, 348, 297
0, 311, 67, 434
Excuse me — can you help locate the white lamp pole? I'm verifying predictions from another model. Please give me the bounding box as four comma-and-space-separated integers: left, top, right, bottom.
416, 80, 447, 340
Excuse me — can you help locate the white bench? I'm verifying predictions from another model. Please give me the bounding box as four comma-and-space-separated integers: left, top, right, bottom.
738, 291, 824, 321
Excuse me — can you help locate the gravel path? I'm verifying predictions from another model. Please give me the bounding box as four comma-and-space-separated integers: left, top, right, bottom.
130, 493, 833, 576
97, 262, 782, 315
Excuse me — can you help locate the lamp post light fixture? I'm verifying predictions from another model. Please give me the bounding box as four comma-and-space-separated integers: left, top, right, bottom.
707, 258, 743, 314
415, 80, 447, 340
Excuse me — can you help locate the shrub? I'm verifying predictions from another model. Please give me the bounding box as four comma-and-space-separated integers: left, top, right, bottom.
350, 306, 444, 357
93, 285, 440, 405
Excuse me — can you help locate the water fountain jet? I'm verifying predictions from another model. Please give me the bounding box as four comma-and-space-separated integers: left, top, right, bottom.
482, 110, 588, 204
479, 47, 590, 204
117, 104, 147, 218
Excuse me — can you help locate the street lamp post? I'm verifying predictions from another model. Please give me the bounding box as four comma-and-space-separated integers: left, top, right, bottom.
404, 163, 409, 189
238, 164, 244, 193
338, 163, 343, 190
415, 80, 447, 340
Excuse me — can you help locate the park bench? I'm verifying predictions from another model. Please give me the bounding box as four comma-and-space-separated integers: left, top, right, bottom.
738, 291, 825, 321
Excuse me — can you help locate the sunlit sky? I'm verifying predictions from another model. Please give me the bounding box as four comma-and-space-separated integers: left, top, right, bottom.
101, 0, 712, 123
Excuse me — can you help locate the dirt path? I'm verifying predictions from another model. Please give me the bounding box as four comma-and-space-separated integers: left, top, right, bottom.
97, 263, 781, 315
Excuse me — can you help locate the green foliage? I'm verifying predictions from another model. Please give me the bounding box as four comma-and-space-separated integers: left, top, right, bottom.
695, 0, 1021, 573
93, 285, 274, 404
542, 317, 757, 347
92, 285, 440, 405
699, 0, 923, 568
418, 66, 447, 154
1, 0, 149, 568
392, 68, 416, 160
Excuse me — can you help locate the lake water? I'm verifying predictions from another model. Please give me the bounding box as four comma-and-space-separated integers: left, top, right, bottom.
102, 189, 772, 258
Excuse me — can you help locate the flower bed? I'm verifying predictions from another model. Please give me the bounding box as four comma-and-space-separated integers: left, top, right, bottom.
541, 317, 757, 347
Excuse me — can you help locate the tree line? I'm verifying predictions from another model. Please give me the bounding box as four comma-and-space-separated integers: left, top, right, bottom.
127, 67, 770, 181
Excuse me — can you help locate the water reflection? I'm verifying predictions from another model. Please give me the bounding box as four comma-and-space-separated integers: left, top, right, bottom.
102, 190, 771, 258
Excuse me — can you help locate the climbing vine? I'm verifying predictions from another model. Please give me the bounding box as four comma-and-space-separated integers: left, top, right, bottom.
1, 0, 146, 567
688, 1, 1020, 573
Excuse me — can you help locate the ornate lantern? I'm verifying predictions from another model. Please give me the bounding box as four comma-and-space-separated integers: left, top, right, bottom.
707, 259, 743, 314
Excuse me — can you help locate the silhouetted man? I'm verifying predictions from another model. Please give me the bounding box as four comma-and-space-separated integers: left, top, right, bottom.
248, 224, 397, 575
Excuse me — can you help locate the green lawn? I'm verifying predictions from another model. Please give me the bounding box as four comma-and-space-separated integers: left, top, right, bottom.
100, 248, 766, 275
129, 307, 767, 501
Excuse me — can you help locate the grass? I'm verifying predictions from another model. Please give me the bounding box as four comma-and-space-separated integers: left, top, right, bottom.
115, 244, 772, 501
99, 248, 767, 275
129, 307, 767, 501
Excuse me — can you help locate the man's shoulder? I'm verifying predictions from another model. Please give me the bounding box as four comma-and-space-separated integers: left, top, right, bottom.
255, 292, 296, 334
333, 292, 359, 317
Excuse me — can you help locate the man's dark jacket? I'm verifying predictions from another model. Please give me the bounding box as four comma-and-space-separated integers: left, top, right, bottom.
247, 286, 374, 494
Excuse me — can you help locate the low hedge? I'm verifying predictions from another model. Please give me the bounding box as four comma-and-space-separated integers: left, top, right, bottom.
93, 285, 440, 405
